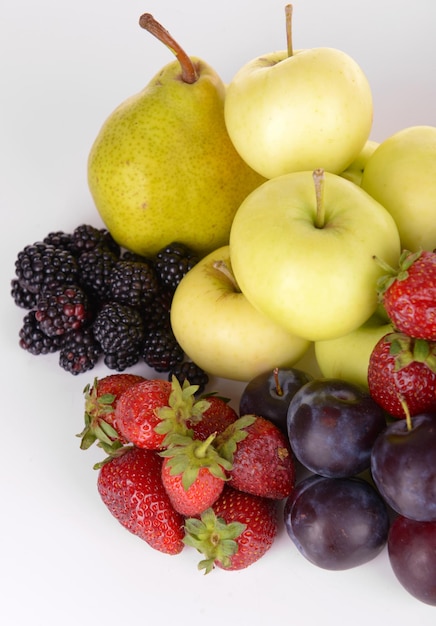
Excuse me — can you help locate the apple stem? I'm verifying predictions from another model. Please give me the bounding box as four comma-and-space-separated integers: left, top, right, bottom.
139, 13, 198, 84
285, 4, 294, 57
313, 168, 326, 229
213, 260, 241, 292
273, 368, 284, 396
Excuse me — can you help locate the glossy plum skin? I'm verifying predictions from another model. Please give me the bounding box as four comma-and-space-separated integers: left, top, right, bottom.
388, 515, 436, 606
239, 367, 313, 435
287, 378, 387, 477
284, 474, 390, 570
371, 412, 436, 521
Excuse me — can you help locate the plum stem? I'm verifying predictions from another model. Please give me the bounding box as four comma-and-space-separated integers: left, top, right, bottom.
139, 13, 198, 84
285, 4, 294, 57
399, 396, 413, 431
313, 168, 326, 228
273, 368, 284, 397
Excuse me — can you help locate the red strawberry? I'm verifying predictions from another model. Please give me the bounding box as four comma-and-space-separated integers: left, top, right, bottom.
115, 376, 221, 450
79, 373, 146, 453
378, 249, 436, 340
184, 486, 278, 572
367, 331, 436, 418
187, 394, 238, 441
97, 446, 185, 555
160, 433, 230, 516
216, 414, 295, 500
114, 378, 173, 450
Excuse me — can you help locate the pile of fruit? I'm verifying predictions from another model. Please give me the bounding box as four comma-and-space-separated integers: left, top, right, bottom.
9, 4, 436, 608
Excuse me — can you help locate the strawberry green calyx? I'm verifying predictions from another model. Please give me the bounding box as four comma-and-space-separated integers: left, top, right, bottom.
155, 376, 211, 445
183, 508, 246, 574
159, 433, 232, 491
214, 414, 257, 463
92, 443, 134, 470
78, 379, 122, 453
387, 332, 436, 372
375, 249, 423, 297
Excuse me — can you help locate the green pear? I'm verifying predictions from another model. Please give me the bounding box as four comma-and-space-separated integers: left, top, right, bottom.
88, 14, 264, 257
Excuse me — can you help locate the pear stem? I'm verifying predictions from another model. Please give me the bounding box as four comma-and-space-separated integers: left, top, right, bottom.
285, 4, 294, 57
139, 13, 198, 84
313, 168, 326, 229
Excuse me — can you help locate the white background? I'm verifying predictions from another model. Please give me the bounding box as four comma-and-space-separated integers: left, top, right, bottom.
2, 1, 436, 624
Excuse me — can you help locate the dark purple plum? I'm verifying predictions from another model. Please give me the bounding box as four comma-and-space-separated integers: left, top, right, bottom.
239, 367, 313, 434
371, 412, 436, 521
287, 378, 386, 477
388, 515, 436, 605
284, 474, 390, 570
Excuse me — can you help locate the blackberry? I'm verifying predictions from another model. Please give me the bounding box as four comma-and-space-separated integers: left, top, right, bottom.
77, 245, 119, 301
143, 288, 173, 332
142, 325, 184, 372
122, 250, 151, 264
103, 349, 142, 372
14, 242, 79, 295
59, 327, 102, 375
70, 224, 120, 257
92, 302, 145, 371
11, 279, 39, 310
43, 230, 75, 252
108, 259, 159, 308
34, 283, 91, 337
18, 311, 64, 356
168, 361, 209, 395
154, 242, 199, 293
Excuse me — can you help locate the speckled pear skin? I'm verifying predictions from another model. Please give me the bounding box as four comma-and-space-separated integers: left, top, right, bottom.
87, 57, 265, 257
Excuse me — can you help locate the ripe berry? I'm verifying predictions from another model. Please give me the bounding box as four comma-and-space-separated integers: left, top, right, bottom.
378, 249, 436, 341
184, 486, 278, 572
108, 259, 159, 308
92, 302, 145, 372
11, 279, 39, 310
368, 332, 436, 418
70, 224, 120, 256
14, 242, 78, 295
154, 242, 199, 293
142, 325, 184, 372
19, 310, 64, 355
34, 284, 91, 337
58, 327, 102, 375
114, 378, 173, 450
168, 361, 209, 395
97, 446, 185, 555
77, 245, 119, 301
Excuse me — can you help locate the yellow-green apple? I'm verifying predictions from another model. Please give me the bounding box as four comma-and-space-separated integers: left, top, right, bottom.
340, 139, 379, 186
361, 125, 436, 252
170, 246, 310, 381
229, 169, 401, 342
314, 310, 393, 388
224, 44, 373, 179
